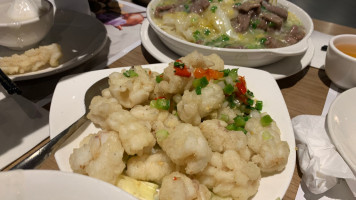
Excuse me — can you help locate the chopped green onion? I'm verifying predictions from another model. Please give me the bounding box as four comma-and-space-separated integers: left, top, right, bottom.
247, 98, 254, 106
193, 30, 201, 41
218, 0, 223, 2
261, 114, 273, 127
260, 37, 267, 45
156, 75, 163, 83
184, 4, 189, 12
223, 84, 234, 95
251, 19, 259, 29
196, 86, 202, 95
226, 123, 247, 134
255, 100, 263, 111
236, 127, 247, 134
156, 130, 169, 142
226, 94, 237, 108
193, 77, 209, 95
228, 69, 238, 81
226, 123, 237, 131
219, 114, 229, 122
221, 34, 230, 41
123, 69, 138, 78
262, 131, 272, 140
174, 61, 185, 69
268, 21, 276, 28
211, 6, 217, 13
243, 116, 251, 121
150, 99, 170, 110
221, 69, 230, 77
247, 90, 254, 98
204, 29, 211, 36
233, 115, 246, 127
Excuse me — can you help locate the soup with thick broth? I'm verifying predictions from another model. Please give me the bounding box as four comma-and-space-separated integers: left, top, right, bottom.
152, 0, 306, 49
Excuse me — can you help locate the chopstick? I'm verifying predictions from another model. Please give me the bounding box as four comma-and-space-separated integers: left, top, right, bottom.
0, 68, 22, 95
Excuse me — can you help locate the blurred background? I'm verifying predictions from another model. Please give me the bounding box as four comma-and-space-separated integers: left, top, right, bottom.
289, 0, 356, 28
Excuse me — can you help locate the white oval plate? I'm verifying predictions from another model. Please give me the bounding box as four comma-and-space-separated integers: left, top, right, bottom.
0, 9, 107, 81
50, 64, 296, 200
140, 20, 314, 80
327, 87, 356, 174
0, 170, 136, 200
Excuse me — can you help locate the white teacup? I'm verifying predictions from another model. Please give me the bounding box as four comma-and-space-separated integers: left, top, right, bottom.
325, 34, 356, 89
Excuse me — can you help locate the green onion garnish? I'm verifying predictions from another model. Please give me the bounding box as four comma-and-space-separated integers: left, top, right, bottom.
123, 69, 138, 78
261, 115, 273, 127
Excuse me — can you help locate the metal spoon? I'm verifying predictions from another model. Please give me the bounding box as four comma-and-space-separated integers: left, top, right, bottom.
10, 77, 109, 170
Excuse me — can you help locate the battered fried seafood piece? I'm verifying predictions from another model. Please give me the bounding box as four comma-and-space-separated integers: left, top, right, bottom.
87, 96, 123, 130
159, 172, 212, 200
196, 150, 261, 200
0, 43, 62, 75
69, 131, 125, 184
153, 61, 194, 98
157, 123, 212, 174
245, 111, 290, 173
177, 83, 225, 125
200, 119, 251, 160
180, 51, 224, 71
130, 105, 181, 132
209, 104, 243, 124
126, 150, 176, 184
106, 109, 155, 156
108, 66, 157, 108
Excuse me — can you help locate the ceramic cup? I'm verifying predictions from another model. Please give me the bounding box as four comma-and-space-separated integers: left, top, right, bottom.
325, 34, 356, 89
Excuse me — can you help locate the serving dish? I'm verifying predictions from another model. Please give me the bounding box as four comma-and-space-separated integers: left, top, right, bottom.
50, 64, 296, 200
0, 170, 136, 200
0, 9, 107, 81
146, 0, 313, 67
327, 87, 356, 175
140, 19, 314, 80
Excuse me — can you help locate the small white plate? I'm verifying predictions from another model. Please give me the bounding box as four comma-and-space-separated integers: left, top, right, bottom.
50, 64, 296, 200
0, 9, 107, 81
327, 87, 356, 174
0, 170, 136, 200
140, 20, 314, 80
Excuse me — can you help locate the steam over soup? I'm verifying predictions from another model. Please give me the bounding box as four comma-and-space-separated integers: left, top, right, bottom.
152, 0, 306, 49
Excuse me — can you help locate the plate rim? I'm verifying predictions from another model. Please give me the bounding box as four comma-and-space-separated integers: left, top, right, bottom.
2, 9, 107, 81
327, 87, 356, 174
0, 169, 137, 199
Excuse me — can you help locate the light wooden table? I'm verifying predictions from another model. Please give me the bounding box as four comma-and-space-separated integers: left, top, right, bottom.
4, 18, 356, 200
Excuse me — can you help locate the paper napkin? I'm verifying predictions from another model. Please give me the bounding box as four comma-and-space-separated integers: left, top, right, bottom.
309, 31, 333, 69
292, 115, 356, 195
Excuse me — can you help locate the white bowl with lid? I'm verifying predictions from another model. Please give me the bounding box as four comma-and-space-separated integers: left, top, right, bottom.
0, 0, 54, 50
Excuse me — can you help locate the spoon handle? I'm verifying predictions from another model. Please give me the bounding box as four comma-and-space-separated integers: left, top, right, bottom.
10, 115, 88, 170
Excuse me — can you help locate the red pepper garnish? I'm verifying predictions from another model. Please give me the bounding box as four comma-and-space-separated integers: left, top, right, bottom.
174, 60, 191, 77
154, 96, 166, 100
174, 67, 191, 77
235, 76, 247, 95
173, 176, 177, 181
235, 76, 248, 104
193, 67, 223, 80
